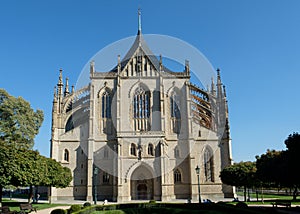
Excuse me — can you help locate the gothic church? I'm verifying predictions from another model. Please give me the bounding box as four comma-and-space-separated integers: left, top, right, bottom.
50, 13, 234, 202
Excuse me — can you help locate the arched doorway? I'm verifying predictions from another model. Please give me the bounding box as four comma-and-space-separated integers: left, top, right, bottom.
130, 165, 154, 200
137, 183, 147, 200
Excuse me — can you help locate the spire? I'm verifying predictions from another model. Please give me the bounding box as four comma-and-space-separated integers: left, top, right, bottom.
59, 69, 63, 84
53, 86, 57, 101
217, 68, 222, 85
159, 54, 163, 71
64, 77, 69, 96
52, 86, 58, 113
117, 55, 121, 73
57, 69, 64, 98
138, 8, 142, 35
118, 9, 161, 72
185, 60, 190, 75
211, 77, 216, 96
90, 61, 95, 77
216, 68, 223, 98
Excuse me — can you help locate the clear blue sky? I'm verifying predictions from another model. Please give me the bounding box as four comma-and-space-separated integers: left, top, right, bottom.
1, 0, 300, 162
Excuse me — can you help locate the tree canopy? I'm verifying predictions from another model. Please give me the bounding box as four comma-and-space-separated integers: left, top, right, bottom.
255, 149, 288, 187
0, 142, 72, 203
220, 161, 257, 201
0, 89, 44, 149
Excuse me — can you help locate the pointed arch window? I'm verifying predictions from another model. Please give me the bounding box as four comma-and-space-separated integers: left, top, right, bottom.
170, 90, 181, 133
130, 143, 137, 156
100, 89, 112, 134
102, 91, 111, 118
133, 86, 150, 131
64, 149, 69, 162
134, 87, 150, 119
174, 168, 182, 183
148, 143, 154, 156
204, 148, 214, 182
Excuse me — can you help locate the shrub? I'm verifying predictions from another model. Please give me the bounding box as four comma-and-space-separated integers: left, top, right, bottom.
235, 201, 248, 208
83, 202, 92, 207
76, 206, 97, 214
68, 204, 82, 213
149, 200, 156, 204
102, 211, 125, 214
51, 209, 67, 214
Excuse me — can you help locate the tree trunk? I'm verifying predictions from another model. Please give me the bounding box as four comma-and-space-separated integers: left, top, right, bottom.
247, 188, 250, 201
261, 186, 264, 203
28, 185, 33, 203
0, 185, 2, 206
256, 189, 258, 201
293, 186, 298, 201
244, 186, 247, 202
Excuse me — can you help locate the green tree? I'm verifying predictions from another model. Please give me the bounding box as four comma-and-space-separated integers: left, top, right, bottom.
0, 140, 15, 204
10, 148, 48, 202
256, 133, 300, 200
41, 157, 72, 188
0, 145, 72, 203
256, 149, 287, 187
0, 89, 72, 203
0, 89, 44, 149
284, 132, 300, 200
220, 161, 257, 201
0, 89, 43, 204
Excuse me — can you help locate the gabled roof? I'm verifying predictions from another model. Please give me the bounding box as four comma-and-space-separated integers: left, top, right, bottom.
110, 32, 161, 73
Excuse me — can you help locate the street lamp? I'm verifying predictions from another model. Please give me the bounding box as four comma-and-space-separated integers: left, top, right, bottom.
195, 165, 201, 203
93, 166, 99, 205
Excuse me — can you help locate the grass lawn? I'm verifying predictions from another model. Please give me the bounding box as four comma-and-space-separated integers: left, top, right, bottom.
232, 192, 300, 206
91, 208, 224, 214
90, 208, 241, 214
1, 199, 69, 212
82, 203, 276, 214
236, 191, 294, 200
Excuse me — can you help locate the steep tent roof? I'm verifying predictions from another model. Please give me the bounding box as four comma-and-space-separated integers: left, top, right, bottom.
110, 9, 161, 73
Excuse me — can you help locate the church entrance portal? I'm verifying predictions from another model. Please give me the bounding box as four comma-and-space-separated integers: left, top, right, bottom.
137, 183, 147, 200
130, 165, 153, 200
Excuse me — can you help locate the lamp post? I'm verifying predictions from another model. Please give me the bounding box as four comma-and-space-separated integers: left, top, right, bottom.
195, 165, 201, 203
93, 166, 99, 205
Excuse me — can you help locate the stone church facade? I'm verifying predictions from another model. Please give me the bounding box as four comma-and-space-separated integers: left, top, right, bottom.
50, 16, 234, 202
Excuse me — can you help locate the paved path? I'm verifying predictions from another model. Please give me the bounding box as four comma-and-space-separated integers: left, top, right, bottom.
36, 206, 70, 214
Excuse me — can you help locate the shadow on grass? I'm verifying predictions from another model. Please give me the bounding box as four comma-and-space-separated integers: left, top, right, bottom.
85, 203, 284, 214
1, 200, 69, 212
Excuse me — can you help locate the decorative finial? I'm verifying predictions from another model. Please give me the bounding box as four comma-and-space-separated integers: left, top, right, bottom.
90, 61, 95, 74
159, 54, 163, 71
54, 86, 57, 98
138, 8, 142, 34
217, 68, 220, 77
58, 69, 63, 85
71, 85, 75, 94
64, 77, 69, 96
211, 77, 216, 96
57, 69, 64, 98
117, 55, 121, 74
185, 60, 190, 75
223, 85, 227, 97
